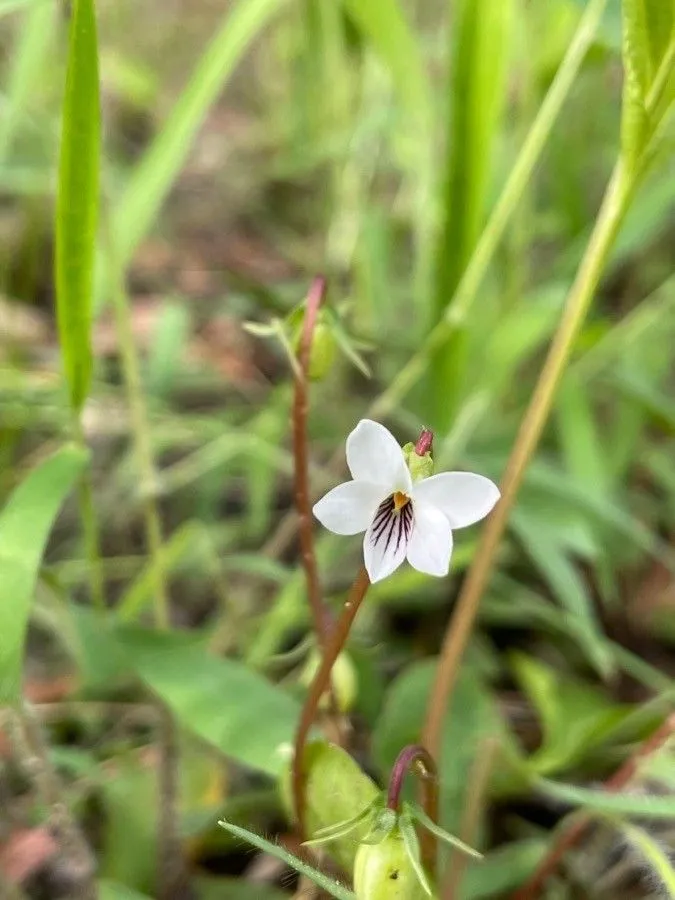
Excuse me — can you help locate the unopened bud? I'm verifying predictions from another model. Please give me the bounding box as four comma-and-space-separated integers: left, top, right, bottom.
414, 429, 433, 457
402, 435, 434, 482
306, 319, 337, 380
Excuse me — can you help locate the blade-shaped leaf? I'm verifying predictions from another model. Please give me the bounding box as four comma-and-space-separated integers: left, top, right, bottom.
55, 0, 100, 412
0, 445, 89, 703
427, 0, 515, 429
619, 820, 675, 896
537, 777, 675, 818
116, 626, 299, 776
341, 0, 431, 133
106, 0, 288, 291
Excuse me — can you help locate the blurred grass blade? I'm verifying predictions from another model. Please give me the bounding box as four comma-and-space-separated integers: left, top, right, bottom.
108, 0, 288, 286
55, 0, 101, 412
427, 0, 515, 428
537, 777, 675, 818
0, 0, 55, 165
0, 445, 89, 703
218, 821, 356, 900
619, 820, 675, 896
621, 0, 675, 167
370, 0, 609, 423
341, 0, 431, 131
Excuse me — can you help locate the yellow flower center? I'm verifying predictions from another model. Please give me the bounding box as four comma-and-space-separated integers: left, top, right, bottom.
393, 491, 410, 511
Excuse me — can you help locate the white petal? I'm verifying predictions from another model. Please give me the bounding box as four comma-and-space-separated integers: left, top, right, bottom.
363, 496, 413, 582
413, 472, 500, 529
406, 501, 453, 578
313, 481, 387, 535
346, 419, 411, 493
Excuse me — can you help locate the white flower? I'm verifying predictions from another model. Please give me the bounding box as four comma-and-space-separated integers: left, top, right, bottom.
313, 419, 500, 583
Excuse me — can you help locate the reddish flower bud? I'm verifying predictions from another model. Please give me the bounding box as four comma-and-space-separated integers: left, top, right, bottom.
414, 429, 433, 457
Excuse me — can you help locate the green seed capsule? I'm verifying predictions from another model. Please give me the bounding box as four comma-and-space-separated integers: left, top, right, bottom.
306, 320, 337, 381
354, 832, 431, 899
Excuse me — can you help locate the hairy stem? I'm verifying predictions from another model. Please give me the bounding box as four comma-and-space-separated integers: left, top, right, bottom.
292, 276, 333, 646
512, 714, 675, 899
292, 567, 370, 836
421, 161, 633, 840
9, 702, 96, 900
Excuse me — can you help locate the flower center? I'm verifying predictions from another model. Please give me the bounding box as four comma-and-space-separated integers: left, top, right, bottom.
393, 491, 410, 511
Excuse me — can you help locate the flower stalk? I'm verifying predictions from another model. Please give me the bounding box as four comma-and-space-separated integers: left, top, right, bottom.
292, 275, 333, 646
292, 566, 371, 836
387, 744, 437, 817
421, 160, 633, 847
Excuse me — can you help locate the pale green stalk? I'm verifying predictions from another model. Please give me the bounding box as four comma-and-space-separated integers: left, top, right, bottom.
104, 212, 184, 897
107, 254, 169, 630
368, 0, 608, 421
73, 418, 105, 613
422, 159, 635, 844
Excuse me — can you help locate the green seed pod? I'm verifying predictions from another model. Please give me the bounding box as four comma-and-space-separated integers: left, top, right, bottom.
288, 305, 337, 382
306, 320, 337, 380
279, 741, 380, 871
300, 648, 357, 713
354, 831, 431, 899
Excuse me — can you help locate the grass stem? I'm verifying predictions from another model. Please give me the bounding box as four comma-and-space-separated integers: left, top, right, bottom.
421, 159, 633, 842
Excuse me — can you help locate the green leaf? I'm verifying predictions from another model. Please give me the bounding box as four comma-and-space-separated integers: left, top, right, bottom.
99, 881, 152, 900
409, 804, 481, 859
460, 839, 547, 900
427, 0, 515, 429
100, 750, 158, 893
55, 0, 100, 412
537, 776, 675, 818
107, 0, 288, 288
399, 812, 434, 897
280, 741, 380, 871
618, 820, 675, 896
341, 0, 431, 133
218, 821, 356, 900
195, 875, 289, 900
116, 626, 299, 776
512, 654, 630, 775
621, 0, 675, 165
510, 516, 613, 677
373, 661, 522, 832
0, 444, 88, 703
0, 0, 56, 165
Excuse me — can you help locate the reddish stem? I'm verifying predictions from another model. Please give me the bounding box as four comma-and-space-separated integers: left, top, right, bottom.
292, 276, 333, 646
511, 714, 675, 900
387, 744, 437, 814
292, 567, 371, 837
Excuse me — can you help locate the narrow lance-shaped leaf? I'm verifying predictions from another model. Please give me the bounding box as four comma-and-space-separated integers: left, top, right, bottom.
55, 0, 101, 412
427, 0, 515, 429
0, 445, 89, 703
105, 0, 288, 296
